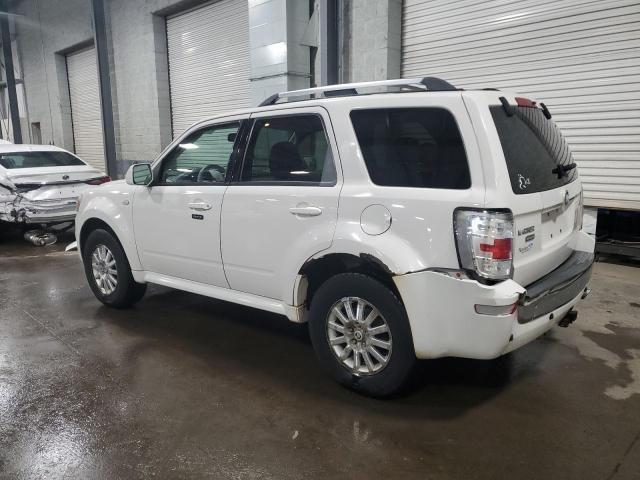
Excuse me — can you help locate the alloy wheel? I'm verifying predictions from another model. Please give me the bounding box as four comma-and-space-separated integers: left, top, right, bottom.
91, 244, 118, 295
326, 297, 392, 375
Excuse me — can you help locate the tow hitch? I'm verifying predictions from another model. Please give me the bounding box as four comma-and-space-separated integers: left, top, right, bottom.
558, 309, 578, 328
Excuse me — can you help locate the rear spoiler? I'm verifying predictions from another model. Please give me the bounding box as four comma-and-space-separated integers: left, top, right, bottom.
13, 175, 111, 191
499, 96, 552, 119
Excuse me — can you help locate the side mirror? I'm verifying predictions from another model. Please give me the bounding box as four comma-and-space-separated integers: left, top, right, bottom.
125, 163, 153, 186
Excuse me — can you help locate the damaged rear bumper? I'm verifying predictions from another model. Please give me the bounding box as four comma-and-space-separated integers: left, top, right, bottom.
518, 251, 593, 323
394, 231, 595, 360
1, 195, 78, 225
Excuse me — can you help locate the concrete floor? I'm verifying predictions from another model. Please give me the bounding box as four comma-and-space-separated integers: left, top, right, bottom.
1, 230, 640, 480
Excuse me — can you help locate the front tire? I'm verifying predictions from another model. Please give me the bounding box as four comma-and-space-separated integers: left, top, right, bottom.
309, 273, 415, 397
82, 228, 146, 308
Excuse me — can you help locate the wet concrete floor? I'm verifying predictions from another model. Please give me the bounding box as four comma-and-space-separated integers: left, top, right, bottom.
1, 232, 640, 479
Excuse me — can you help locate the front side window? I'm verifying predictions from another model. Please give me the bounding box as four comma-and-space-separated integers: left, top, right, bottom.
0, 151, 85, 169
159, 122, 240, 184
240, 114, 336, 185
350, 108, 471, 189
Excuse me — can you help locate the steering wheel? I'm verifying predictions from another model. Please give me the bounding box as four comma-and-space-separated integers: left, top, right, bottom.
197, 164, 226, 183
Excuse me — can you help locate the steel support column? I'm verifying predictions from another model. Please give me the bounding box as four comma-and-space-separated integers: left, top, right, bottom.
0, 0, 21, 143
320, 0, 338, 86
89, 0, 117, 177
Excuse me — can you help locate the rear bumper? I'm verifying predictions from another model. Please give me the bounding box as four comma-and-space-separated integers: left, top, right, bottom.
0, 197, 77, 225
394, 231, 595, 360
23, 213, 76, 224
518, 251, 593, 323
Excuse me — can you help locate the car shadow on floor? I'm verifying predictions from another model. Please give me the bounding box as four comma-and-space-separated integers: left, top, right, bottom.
93, 285, 552, 420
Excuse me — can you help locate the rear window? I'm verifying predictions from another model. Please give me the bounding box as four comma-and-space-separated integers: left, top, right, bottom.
350, 108, 470, 189
490, 105, 577, 194
0, 151, 85, 169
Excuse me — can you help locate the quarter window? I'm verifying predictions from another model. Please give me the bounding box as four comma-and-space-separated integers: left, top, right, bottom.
240, 114, 336, 185
350, 108, 471, 189
159, 122, 240, 184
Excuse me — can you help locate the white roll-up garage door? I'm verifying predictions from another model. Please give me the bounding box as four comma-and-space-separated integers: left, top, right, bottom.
402, 0, 640, 210
67, 47, 105, 171
166, 0, 251, 137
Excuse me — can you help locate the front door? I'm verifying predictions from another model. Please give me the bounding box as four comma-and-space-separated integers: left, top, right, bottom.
221, 107, 342, 300
133, 118, 245, 287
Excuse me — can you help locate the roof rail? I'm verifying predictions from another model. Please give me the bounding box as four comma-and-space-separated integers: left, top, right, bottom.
258, 76, 458, 107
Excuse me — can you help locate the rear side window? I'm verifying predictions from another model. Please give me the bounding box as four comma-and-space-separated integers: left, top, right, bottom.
491, 105, 577, 194
240, 114, 336, 185
350, 108, 470, 189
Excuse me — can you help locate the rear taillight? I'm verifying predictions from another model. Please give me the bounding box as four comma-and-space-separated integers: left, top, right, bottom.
574, 188, 584, 231
454, 209, 514, 280
85, 175, 111, 185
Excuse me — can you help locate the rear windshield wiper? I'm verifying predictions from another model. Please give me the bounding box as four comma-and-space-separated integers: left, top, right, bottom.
552, 162, 576, 179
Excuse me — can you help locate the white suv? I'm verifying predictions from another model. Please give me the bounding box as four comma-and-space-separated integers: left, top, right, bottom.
76, 77, 594, 396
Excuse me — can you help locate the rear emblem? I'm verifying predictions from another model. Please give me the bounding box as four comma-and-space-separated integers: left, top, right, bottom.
564, 190, 570, 207
517, 174, 530, 190
62, 175, 70, 180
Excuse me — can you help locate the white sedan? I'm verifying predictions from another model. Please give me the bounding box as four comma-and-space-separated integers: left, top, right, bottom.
0, 144, 109, 226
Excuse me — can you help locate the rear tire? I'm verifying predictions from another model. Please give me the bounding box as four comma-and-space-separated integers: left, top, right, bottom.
83, 228, 146, 308
308, 273, 415, 397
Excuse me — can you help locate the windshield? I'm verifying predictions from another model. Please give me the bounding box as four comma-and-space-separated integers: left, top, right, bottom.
0, 151, 86, 169
491, 105, 577, 194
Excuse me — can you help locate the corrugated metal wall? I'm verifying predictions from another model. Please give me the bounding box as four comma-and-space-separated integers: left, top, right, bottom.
67, 47, 105, 170
402, 0, 640, 210
166, 0, 251, 137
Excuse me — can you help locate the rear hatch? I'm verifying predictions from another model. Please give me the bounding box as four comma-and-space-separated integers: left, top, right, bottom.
466, 92, 583, 287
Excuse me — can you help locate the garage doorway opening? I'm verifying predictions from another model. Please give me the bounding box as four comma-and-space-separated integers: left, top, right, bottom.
66, 46, 105, 170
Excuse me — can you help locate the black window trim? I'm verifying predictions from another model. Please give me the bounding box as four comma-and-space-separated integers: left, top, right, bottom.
151, 119, 247, 187
348, 106, 473, 191
231, 112, 338, 187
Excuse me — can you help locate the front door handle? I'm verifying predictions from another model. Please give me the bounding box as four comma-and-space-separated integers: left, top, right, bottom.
289, 206, 322, 217
188, 201, 212, 211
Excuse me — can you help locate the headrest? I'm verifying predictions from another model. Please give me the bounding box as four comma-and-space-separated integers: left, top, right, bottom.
269, 142, 304, 180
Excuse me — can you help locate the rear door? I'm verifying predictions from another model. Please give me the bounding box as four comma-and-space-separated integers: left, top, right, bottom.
464, 92, 583, 286
221, 107, 341, 301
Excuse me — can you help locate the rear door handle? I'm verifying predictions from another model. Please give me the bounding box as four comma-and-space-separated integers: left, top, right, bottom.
188, 201, 212, 211
289, 206, 322, 217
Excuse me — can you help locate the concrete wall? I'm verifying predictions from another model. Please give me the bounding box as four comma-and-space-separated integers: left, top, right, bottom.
341, 0, 401, 82
15, 0, 94, 149
107, 0, 177, 166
